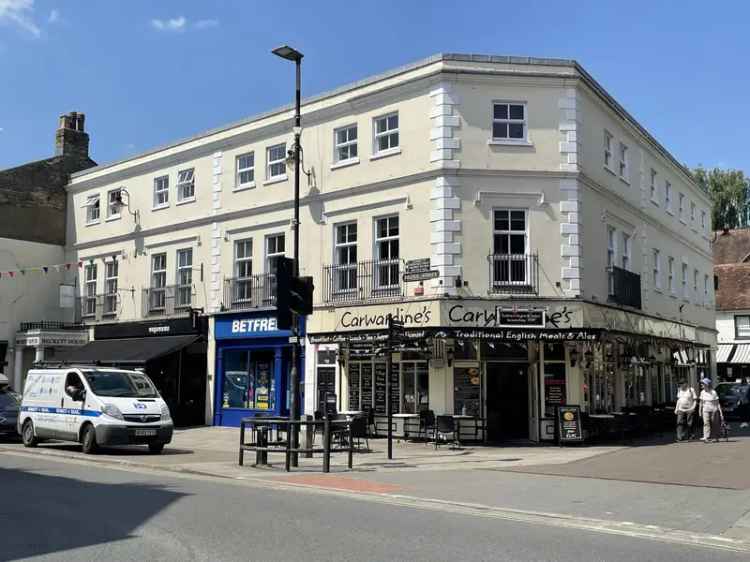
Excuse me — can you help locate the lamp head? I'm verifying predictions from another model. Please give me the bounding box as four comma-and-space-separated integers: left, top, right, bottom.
272, 45, 303, 62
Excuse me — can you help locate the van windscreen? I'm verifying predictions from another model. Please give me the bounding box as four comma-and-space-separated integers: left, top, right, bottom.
81, 370, 159, 398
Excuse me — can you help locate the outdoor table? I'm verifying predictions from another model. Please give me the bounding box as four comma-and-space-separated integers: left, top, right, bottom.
452, 415, 486, 445
393, 413, 419, 439
338, 410, 364, 418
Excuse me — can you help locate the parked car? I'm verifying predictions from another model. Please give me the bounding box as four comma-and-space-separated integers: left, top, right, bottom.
716, 382, 750, 421
0, 382, 21, 440
18, 367, 173, 454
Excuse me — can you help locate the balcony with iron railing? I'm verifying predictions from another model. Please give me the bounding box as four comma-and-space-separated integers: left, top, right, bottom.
607, 266, 642, 309
222, 273, 277, 311
142, 284, 193, 317
488, 254, 539, 295
77, 294, 119, 322
322, 259, 404, 304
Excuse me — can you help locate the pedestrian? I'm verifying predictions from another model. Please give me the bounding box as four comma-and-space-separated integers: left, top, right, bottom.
674, 379, 697, 441
699, 378, 723, 443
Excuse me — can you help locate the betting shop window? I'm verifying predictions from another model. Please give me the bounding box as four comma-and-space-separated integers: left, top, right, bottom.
222, 350, 275, 411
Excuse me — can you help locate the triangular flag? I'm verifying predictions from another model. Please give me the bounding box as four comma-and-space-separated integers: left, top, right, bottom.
78, 261, 83, 268
19, 270, 25, 276
54, 265, 61, 273
8, 271, 14, 278
66, 263, 72, 270
42, 266, 49, 274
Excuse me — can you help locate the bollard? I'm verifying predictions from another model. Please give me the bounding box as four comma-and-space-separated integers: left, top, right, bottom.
323, 417, 331, 473
304, 415, 314, 458
285, 424, 291, 472
239, 421, 246, 466
256, 426, 269, 466
347, 421, 353, 469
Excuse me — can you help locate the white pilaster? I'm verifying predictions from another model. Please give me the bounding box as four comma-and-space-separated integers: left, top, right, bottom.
429, 84, 461, 169
430, 176, 462, 293
559, 178, 582, 297
209, 151, 223, 313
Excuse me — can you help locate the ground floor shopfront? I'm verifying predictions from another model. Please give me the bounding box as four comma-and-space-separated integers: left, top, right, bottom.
305, 298, 716, 442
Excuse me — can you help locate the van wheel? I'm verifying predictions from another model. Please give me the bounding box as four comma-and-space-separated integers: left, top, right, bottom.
81, 425, 98, 454
148, 443, 165, 454
22, 420, 38, 448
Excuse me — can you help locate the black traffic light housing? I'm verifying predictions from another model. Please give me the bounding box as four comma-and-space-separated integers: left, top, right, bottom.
276, 256, 314, 330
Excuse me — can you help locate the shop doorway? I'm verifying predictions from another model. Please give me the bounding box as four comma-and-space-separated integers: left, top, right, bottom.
486, 362, 529, 441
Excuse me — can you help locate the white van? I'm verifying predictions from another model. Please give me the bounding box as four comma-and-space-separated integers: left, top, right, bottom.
18, 367, 173, 454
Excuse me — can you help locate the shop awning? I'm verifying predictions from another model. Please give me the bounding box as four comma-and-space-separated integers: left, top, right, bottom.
730, 344, 750, 364
672, 350, 689, 366
52, 335, 203, 366
717, 344, 735, 363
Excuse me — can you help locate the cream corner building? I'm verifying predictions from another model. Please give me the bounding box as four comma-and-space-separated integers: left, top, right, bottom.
64, 54, 716, 438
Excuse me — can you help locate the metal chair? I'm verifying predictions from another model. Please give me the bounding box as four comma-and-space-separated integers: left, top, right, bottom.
419, 410, 436, 443
434, 415, 458, 449
349, 415, 370, 451
362, 406, 375, 437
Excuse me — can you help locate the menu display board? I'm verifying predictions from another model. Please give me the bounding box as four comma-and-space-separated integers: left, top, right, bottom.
348, 363, 361, 410
454, 366, 481, 417
374, 362, 387, 414
390, 365, 400, 414
557, 405, 583, 443
360, 363, 373, 410
317, 366, 336, 412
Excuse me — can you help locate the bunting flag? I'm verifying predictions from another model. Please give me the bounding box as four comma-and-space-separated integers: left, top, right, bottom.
0, 259, 93, 281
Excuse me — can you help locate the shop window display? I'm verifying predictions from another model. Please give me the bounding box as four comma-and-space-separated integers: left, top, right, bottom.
222, 349, 275, 411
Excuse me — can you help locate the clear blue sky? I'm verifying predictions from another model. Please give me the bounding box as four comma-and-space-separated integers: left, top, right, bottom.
1, 0, 747, 172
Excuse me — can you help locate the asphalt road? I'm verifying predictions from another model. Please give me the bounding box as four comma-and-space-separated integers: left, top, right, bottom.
1, 454, 747, 562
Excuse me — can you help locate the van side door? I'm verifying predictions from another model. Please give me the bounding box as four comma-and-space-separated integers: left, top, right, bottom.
62, 371, 86, 440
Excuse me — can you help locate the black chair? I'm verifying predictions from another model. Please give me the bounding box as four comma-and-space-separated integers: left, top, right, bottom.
349, 415, 370, 451
434, 415, 457, 449
312, 410, 324, 443
362, 406, 375, 437
419, 410, 436, 443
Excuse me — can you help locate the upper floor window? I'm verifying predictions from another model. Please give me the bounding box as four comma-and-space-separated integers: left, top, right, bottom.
652, 249, 661, 290
665, 181, 673, 212
704, 274, 710, 303
373, 113, 399, 154
690, 201, 696, 223
150, 253, 167, 311
266, 233, 285, 274
375, 216, 399, 289
621, 233, 631, 270
233, 239, 253, 303
83, 263, 97, 317
681, 263, 688, 299
177, 168, 195, 202
85, 194, 100, 224
176, 248, 193, 308
701, 210, 707, 231
107, 189, 121, 219
334, 124, 358, 163
153, 175, 169, 208
266, 143, 287, 180
334, 222, 358, 292
236, 152, 255, 188
104, 260, 118, 315
607, 226, 616, 295
603, 130, 613, 169
678, 193, 685, 220
493, 209, 529, 286
492, 102, 526, 142
693, 268, 699, 297
668, 257, 675, 294
649, 169, 657, 202
618, 142, 629, 180
735, 315, 750, 339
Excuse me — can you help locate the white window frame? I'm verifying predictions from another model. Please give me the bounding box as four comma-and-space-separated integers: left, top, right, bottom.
236, 152, 255, 189
603, 130, 613, 171
176, 248, 193, 309
107, 189, 121, 219
665, 181, 673, 213
652, 249, 661, 290
333, 124, 358, 165
736, 315, 750, 339
85, 194, 100, 224
150, 253, 167, 312
491, 101, 528, 143
372, 112, 399, 156
678, 193, 685, 221
621, 232, 631, 270
492, 208, 530, 287
693, 268, 699, 298
234, 239, 253, 303
265, 233, 285, 274
701, 210, 707, 231
333, 222, 358, 293
83, 263, 97, 316
668, 257, 675, 294
649, 169, 657, 202
681, 262, 689, 299
153, 175, 169, 208
374, 215, 400, 290
266, 143, 287, 181
704, 274, 710, 305
618, 142, 629, 181
177, 168, 195, 203
690, 201, 696, 224
103, 260, 118, 315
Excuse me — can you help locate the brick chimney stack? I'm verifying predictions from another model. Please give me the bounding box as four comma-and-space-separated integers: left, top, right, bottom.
55, 111, 89, 159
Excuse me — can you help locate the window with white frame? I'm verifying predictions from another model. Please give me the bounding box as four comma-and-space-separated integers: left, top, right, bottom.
373, 113, 399, 154
334, 222, 358, 292
618, 142, 629, 180
104, 260, 118, 315
650, 169, 657, 201
668, 257, 675, 294
83, 263, 97, 316
681, 263, 688, 299
85, 194, 100, 223
150, 253, 167, 311
334, 124, 358, 163
621, 233, 631, 270
492, 102, 527, 141
236, 152, 255, 187
704, 274, 710, 304
603, 131, 613, 169
266, 143, 287, 180
107, 189, 121, 218
736, 315, 750, 339
690, 201, 696, 223
234, 239, 253, 303
177, 168, 195, 201
493, 209, 529, 286
678, 193, 685, 220
176, 249, 193, 308
665, 181, 672, 212
607, 226, 616, 295
375, 216, 400, 290
693, 268, 699, 298
701, 210, 707, 231
652, 249, 661, 290
153, 175, 169, 207
266, 234, 285, 274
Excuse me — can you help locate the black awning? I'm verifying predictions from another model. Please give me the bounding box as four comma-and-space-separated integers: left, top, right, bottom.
53, 335, 203, 366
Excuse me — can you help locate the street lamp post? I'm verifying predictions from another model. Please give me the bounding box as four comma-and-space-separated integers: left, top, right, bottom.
272, 44, 303, 466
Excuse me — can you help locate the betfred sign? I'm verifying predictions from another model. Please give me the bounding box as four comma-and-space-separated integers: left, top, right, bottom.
215, 313, 304, 340
231, 317, 278, 334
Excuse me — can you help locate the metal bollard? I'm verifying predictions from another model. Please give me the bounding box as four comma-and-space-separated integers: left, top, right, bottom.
256, 426, 268, 466
323, 417, 331, 473
348, 421, 353, 469
304, 415, 313, 458
239, 422, 246, 466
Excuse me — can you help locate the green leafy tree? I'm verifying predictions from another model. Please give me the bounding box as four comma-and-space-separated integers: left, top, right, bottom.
692, 167, 749, 230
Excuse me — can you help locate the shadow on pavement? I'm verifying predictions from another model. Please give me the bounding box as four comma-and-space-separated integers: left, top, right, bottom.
0, 465, 185, 561
34, 442, 195, 457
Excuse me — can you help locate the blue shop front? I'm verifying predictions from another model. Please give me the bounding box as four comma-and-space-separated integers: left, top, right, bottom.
213, 311, 305, 427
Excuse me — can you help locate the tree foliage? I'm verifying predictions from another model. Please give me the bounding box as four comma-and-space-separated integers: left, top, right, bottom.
692, 167, 749, 230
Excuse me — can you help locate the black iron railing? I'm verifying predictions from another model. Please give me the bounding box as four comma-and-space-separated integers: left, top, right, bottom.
488, 254, 539, 295
19, 321, 86, 332
322, 259, 404, 304
76, 294, 118, 322
142, 284, 192, 317
223, 273, 276, 310
608, 266, 642, 309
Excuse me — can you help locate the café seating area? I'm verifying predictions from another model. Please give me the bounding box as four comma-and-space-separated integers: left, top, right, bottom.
583, 404, 677, 441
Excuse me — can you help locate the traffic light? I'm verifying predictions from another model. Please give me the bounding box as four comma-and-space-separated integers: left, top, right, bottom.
276, 256, 314, 330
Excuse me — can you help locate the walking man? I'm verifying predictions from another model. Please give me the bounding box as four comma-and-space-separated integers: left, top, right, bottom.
699, 378, 723, 442
674, 379, 697, 441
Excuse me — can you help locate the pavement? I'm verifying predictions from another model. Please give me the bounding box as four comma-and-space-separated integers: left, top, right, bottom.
3, 422, 750, 551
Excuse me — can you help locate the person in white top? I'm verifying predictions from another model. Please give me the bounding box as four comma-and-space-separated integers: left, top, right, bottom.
674, 380, 697, 441
699, 378, 723, 442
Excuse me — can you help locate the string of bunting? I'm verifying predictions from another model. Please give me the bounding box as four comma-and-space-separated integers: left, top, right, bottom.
0, 261, 83, 280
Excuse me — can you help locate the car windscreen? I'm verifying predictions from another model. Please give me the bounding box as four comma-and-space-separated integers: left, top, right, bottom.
82, 370, 159, 398
716, 384, 748, 398
0, 388, 20, 408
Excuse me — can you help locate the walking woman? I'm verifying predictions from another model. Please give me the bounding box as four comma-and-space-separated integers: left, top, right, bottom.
674, 380, 697, 441
699, 378, 723, 443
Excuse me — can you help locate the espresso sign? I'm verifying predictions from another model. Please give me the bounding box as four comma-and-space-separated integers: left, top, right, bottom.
557, 405, 584, 443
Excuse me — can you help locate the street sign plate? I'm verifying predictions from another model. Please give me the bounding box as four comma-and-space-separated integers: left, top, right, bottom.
403, 270, 440, 282
405, 258, 431, 274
